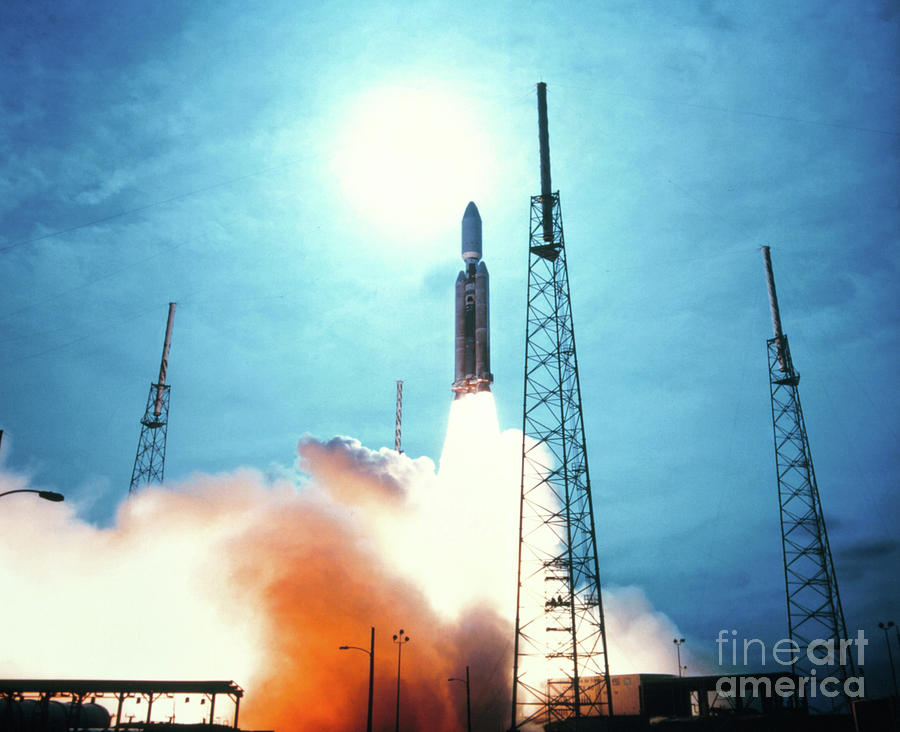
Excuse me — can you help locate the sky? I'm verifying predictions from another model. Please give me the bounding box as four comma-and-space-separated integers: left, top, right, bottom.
1, 0, 898, 709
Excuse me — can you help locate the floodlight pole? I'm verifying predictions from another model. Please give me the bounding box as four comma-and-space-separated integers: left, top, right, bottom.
673, 638, 685, 678
393, 630, 410, 732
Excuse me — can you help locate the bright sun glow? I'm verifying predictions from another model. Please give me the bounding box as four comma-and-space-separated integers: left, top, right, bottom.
331, 83, 497, 238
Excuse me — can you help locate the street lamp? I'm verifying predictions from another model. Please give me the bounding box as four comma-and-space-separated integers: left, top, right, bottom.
0, 489, 65, 502
673, 638, 686, 678
339, 626, 375, 732
448, 666, 471, 732
879, 621, 898, 698
0, 434, 64, 504
393, 629, 410, 732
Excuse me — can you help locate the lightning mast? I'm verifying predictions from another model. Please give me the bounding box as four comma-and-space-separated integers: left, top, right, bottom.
395, 380, 403, 453
511, 83, 612, 730
761, 247, 855, 712
129, 303, 176, 495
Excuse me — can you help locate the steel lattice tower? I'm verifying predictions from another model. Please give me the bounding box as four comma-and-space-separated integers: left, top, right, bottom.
129, 302, 176, 495
762, 247, 855, 712
511, 83, 612, 731
395, 379, 403, 453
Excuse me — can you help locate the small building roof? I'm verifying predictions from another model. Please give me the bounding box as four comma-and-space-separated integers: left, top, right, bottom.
0, 679, 243, 697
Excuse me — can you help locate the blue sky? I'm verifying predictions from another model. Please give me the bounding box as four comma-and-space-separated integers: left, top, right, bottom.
1, 0, 897, 693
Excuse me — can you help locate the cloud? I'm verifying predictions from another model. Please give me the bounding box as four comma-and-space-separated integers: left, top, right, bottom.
297, 434, 433, 506
839, 538, 898, 562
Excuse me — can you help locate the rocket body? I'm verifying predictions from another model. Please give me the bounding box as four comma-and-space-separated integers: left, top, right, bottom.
453, 202, 492, 398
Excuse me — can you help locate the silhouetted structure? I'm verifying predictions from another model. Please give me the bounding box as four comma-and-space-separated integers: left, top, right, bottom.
510, 82, 612, 730
0, 679, 245, 730
541, 672, 846, 732
129, 303, 176, 495
761, 247, 855, 713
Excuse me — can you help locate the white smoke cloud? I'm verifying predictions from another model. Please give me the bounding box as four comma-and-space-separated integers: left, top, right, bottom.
0, 394, 696, 729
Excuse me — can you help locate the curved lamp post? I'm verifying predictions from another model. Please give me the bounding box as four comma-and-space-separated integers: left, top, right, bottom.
392, 629, 410, 732
0, 489, 64, 502
339, 626, 375, 732
673, 638, 686, 678
448, 666, 471, 732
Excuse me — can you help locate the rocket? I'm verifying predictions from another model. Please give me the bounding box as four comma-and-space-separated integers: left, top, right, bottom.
453, 202, 492, 398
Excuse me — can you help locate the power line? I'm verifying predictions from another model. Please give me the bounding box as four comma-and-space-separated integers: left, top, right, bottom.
3, 238, 191, 319
553, 82, 900, 137
0, 303, 162, 367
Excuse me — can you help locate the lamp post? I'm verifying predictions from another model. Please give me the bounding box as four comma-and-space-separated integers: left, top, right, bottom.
448, 666, 471, 732
879, 621, 898, 698
0, 489, 64, 502
339, 626, 375, 732
393, 629, 410, 732
673, 638, 685, 678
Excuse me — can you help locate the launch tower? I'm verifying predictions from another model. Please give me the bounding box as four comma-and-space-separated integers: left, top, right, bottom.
761, 247, 855, 712
129, 303, 176, 495
510, 83, 612, 729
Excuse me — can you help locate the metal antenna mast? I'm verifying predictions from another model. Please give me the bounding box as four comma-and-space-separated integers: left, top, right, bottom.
511, 82, 612, 730
129, 302, 176, 495
395, 380, 403, 453
761, 247, 855, 711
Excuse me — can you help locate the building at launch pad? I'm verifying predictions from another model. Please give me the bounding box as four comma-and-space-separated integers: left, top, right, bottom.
0, 679, 268, 732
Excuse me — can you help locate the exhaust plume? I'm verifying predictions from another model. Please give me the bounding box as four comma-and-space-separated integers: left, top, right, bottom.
0, 392, 694, 730
0, 456, 510, 729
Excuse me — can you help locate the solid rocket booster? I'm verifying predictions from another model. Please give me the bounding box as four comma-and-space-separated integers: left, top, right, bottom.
453, 202, 492, 398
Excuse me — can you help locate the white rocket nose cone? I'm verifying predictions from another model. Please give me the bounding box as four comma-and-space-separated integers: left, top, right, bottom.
461, 201, 482, 261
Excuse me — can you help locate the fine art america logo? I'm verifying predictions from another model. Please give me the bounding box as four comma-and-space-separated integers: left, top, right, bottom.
714, 629, 866, 699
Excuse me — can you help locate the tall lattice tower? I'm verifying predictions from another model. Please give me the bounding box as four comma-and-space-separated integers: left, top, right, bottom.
129, 302, 176, 495
395, 379, 403, 453
510, 83, 612, 730
761, 247, 855, 712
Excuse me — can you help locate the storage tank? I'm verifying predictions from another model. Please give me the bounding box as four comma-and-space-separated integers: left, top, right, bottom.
0, 698, 110, 731
0, 697, 23, 730
65, 701, 111, 730
17, 699, 67, 732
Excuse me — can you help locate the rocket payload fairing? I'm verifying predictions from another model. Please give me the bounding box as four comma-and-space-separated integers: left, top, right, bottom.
452, 202, 492, 398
